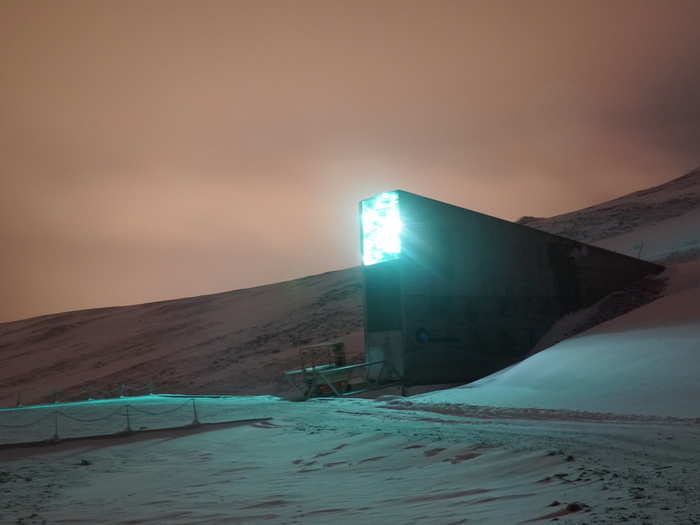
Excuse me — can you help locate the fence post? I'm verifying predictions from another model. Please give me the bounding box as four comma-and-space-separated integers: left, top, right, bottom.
191, 399, 200, 426
52, 411, 59, 441
125, 404, 132, 433
15, 392, 21, 407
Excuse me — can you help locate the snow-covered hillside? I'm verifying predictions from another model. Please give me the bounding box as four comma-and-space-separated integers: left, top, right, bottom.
518, 166, 700, 245
0, 269, 364, 407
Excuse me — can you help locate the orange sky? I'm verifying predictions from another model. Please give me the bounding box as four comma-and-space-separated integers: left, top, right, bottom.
2, 0, 700, 321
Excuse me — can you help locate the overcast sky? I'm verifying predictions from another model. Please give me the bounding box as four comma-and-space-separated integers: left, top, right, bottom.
2, 0, 700, 322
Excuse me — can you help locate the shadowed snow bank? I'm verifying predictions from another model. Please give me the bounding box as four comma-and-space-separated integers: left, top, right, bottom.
414, 261, 700, 418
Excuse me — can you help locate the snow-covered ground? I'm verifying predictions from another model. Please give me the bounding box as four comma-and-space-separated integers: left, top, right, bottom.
3, 396, 700, 524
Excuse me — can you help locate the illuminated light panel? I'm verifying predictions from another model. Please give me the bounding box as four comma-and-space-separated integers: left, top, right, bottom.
361, 191, 402, 266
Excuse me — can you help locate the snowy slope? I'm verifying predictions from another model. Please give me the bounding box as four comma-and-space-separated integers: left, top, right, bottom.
413, 261, 700, 417
518, 166, 700, 244
0, 268, 364, 406
414, 167, 700, 417
4, 396, 700, 525
595, 207, 700, 263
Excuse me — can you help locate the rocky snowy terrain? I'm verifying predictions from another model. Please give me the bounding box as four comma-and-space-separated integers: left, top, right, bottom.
518, 166, 700, 245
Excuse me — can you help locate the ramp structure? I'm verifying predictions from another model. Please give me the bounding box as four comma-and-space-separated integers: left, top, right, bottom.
360, 190, 663, 386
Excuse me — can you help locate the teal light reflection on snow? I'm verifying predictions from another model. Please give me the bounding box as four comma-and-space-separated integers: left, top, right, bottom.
361, 191, 402, 266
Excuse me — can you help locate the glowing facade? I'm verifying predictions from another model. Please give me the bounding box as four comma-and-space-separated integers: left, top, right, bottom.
361, 191, 402, 266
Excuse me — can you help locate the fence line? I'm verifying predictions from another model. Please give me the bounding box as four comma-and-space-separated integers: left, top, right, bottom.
54, 406, 126, 423
128, 399, 192, 416
0, 412, 52, 429
0, 397, 205, 447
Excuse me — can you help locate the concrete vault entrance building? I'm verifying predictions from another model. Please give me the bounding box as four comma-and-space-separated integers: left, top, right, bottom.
360, 190, 663, 387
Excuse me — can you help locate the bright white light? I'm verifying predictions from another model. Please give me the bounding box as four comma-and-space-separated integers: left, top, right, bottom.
361, 191, 402, 266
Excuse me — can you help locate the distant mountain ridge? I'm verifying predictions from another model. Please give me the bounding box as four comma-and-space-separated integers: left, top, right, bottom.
518, 166, 700, 243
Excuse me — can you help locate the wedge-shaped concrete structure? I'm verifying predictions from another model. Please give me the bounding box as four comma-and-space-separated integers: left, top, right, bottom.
360, 190, 663, 386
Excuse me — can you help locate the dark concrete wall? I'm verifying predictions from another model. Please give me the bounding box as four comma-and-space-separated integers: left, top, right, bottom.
362, 190, 663, 386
